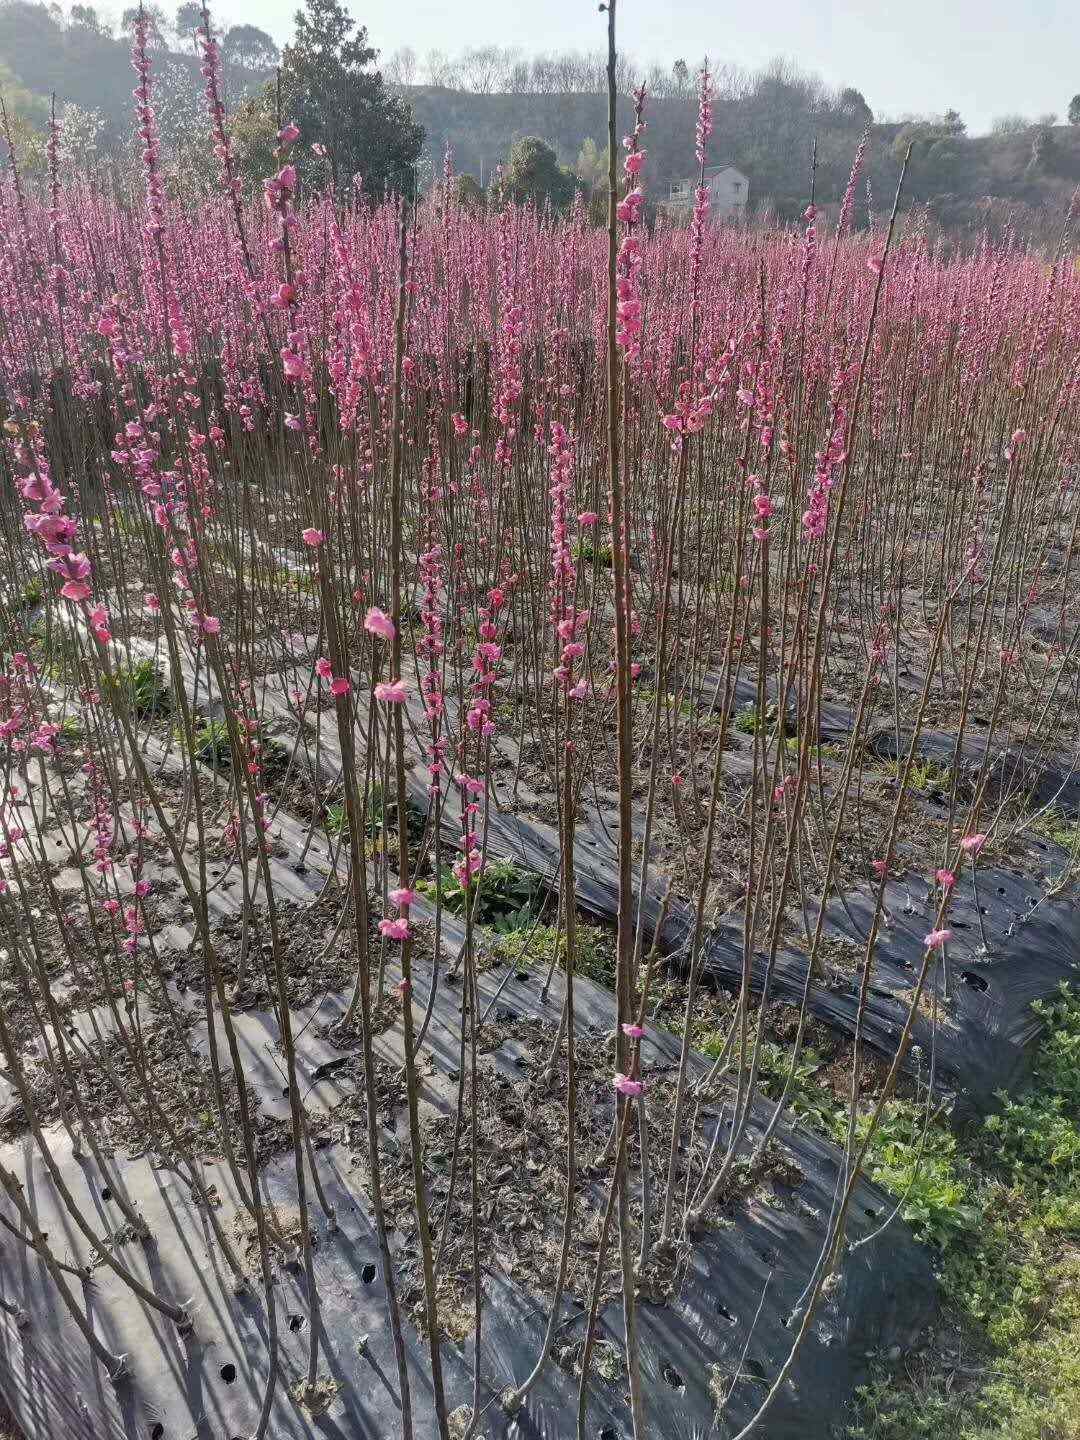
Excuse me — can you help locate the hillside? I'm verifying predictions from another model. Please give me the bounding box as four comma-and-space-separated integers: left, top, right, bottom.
0, 0, 1077, 237
0, 0, 266, 152
407, 84, 1080, 233
0, 1, 199, 131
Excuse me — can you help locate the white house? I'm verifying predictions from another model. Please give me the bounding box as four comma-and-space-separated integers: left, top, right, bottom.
661, 164, 749, 222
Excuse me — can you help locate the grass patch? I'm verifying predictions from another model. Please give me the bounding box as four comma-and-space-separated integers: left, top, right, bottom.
325, 783, 426, 848
638, 685, 696, 720
488, 920, 612, 985
699, 1032, 972, 1242
733, 704, 760, 736
192, 718, 230, 768
786, 735, 844, 761
850, 984, 1080, 1440
882, 755, 952, 794
733, 701, 794, 740
1034, 810, 1080, 863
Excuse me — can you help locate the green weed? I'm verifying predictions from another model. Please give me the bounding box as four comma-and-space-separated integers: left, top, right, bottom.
20, 573, 43, 606
420, 857, 546, 933
574, 537, 614, 567
1035, 810, 1080, 863
192, 718, 230, 768
489, 921, 611, 985
882, 755, 952, 794
851, 985, 1080, 1440
118, 658, 169, 716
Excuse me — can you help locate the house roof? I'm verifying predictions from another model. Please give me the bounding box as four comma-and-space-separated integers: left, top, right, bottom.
669, 165, 749, 190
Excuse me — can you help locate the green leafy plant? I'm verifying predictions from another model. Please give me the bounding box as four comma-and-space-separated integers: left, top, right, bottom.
193, 718, 230, 769
1035, 809, 1080, 862
852, 1102, 976, 1245
326, 783, 426, 849
20, 573, 43, 606
574, 536, 614, 567
882, 755, 952, 794
119, 658, 169, 717
422, 858, 546, 932
701, 1032, 976, 1245
733, 701, 793, 740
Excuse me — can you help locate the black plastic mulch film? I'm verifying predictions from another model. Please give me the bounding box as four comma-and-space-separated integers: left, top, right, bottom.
2, 690, 1076, 1438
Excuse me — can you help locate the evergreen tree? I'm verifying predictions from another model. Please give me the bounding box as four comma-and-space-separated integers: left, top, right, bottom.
275, 0, 422, 196
492, 136, 577, 211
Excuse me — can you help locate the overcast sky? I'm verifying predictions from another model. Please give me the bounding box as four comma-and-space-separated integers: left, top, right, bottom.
145, 0, 1080, 135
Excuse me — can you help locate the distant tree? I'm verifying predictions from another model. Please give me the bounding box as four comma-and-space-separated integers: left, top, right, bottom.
229, 84, 278, 180
925, 137, 963, 187
991, 114, 1030, 134
574, 136, 609, 191
0, 59, 48, 173
264, 0, 422, 195
70, 3, 108, 34
942, 108, 965, 134
458, 46, 507, 94
57, 100, 105, 172
891, 118, 971, 194
838, 86, 873, 127
493, 136, 577, 210
672, 58, 690, 92
174, 2, 201, 36
223, 23, 279, 70
385, 46, 417, 87
120, 4, 167, 46
1027, 124, 1057, 173
451, 171, 484, 209
1070, 94, 1080, 126
425, 48, 450, 87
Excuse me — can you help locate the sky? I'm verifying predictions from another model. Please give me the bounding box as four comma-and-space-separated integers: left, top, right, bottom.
131, 0, 1080, 135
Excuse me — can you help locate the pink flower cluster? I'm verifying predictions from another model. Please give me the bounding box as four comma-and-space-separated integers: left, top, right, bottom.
9, 421, 100, 628
466, 587, 506, 735
132, 16, 164, 240
802, 369, 852, 541
197, 22, 243, 199
453, 773, 487, 888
